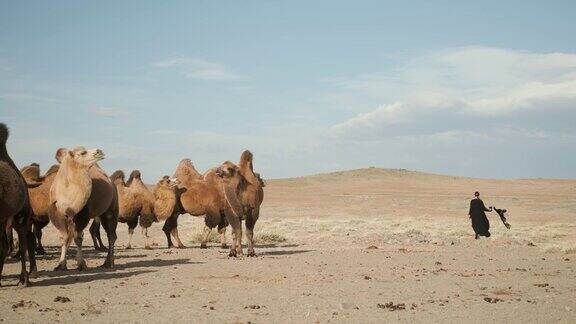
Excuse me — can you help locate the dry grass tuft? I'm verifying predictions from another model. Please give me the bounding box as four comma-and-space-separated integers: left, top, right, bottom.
255, 231, 288, 243
189, 231, 220, 244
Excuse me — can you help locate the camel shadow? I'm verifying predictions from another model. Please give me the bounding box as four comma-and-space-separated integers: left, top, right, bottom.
32, 258, 197, 279
116, 258, 202, 270
34, 250, 148, 262
31, 269, 156, 287
254, 243, 300, 248
257, 249, 312, 256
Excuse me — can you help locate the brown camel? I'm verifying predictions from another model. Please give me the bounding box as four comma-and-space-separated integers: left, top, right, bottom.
85, 163, 119, 255
0, 124, 36, 286
164, 159, 227, 249
236, 150, 265, 257
169, 159, 246, 256
20, 163, 60, 254
110, 170, 142, 249
49, 147, 118, 270
212, 161, 249, 256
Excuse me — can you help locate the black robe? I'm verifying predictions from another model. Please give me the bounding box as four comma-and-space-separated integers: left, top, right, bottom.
469, 198, 491, 237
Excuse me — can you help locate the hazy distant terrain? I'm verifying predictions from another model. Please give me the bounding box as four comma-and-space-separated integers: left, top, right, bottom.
1, 168, 575, 323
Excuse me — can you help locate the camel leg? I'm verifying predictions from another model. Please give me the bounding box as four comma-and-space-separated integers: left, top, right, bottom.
141, 226, 152, 250
6, 226, 14, 256
0, 220, 7, 286
26, 224, 37, 276
245, 208, 258, 257
126, 217, 138, 249
168, 214, 185, 248
74, 231, 88, 271
200, 225, 212, 249
171, 228, 185, 248
54, 229, 71, 271
224, 208, 242, 257
218, 216, 228, 249
72, 205, 90, 271
16, 228, 29, 286
33, 220, 49, 255
100, 211, 117, 268
218, 227, 227, 249
162, 216, 175, 248
90, 218, 107, 252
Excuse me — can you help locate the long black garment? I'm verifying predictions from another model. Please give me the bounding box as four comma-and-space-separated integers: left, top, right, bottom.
469, 198, 491, 237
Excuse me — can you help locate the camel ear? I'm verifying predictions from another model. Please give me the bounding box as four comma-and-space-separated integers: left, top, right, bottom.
55, 148, 68, 163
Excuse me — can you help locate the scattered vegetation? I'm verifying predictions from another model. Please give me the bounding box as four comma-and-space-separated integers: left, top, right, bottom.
189, 231, 220, 244
188, 228, 288, 244
255, 231, 287, 243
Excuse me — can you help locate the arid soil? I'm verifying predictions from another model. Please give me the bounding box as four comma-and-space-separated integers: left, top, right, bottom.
1, 168, 575, 323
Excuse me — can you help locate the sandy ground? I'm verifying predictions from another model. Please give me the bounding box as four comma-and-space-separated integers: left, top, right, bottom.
1, 168, 575, 323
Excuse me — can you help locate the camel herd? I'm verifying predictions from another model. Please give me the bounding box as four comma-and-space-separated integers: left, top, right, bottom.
0, 123, 265, 287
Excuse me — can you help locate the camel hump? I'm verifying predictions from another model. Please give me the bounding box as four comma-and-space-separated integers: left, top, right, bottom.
0, 123, 8, 145
110, 170, 126, 182
45, 164, 60, 177
20, 163, 42, 182
129, 170, 141, 179
126, 170, 141, 186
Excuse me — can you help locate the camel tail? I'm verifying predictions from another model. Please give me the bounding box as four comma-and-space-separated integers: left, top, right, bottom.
0, 123, 8, 146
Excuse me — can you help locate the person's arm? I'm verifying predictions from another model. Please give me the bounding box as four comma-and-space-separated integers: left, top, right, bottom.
468, 201, 473, 218
481, 200, 492, 212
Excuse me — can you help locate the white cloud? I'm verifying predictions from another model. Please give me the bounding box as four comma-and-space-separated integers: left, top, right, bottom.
329, 47, 576, 137
153, 58, 239, 81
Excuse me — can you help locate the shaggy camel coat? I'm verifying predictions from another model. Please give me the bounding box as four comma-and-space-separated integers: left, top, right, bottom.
0, 123, 35, 286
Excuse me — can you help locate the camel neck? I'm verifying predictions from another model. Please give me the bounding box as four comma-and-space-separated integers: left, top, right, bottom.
239, 165, 258, 185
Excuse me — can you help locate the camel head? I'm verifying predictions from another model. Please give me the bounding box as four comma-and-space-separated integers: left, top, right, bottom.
110, 170, 126, 186
158, 175, 180, 189
55, 146, 105, 169
215, 161, 241, 182
215, 161, 246, 219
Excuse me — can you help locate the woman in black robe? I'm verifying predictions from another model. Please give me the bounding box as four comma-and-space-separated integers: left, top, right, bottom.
469, 191, 492, 239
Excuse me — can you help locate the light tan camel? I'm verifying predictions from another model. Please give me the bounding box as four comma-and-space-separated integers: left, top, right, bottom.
0, 123, 36, 286
49, 147, 118, 270
126, 170, 156, 249
20, 163, 60, 254
154, 175, 185, 248
110, 170, 141, 249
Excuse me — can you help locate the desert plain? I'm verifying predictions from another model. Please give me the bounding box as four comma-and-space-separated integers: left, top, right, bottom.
1, 168, 575, 323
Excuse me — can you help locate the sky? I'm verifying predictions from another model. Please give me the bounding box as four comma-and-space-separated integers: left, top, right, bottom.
1, 1, 575, 181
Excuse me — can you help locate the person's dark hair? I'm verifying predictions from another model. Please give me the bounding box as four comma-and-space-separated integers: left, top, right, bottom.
474, 191, 480, 197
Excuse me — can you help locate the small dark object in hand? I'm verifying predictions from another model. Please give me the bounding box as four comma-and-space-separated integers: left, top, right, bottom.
493, 207, 512, 229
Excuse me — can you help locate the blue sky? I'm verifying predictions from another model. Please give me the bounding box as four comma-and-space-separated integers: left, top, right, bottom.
1, 1, 576, 180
